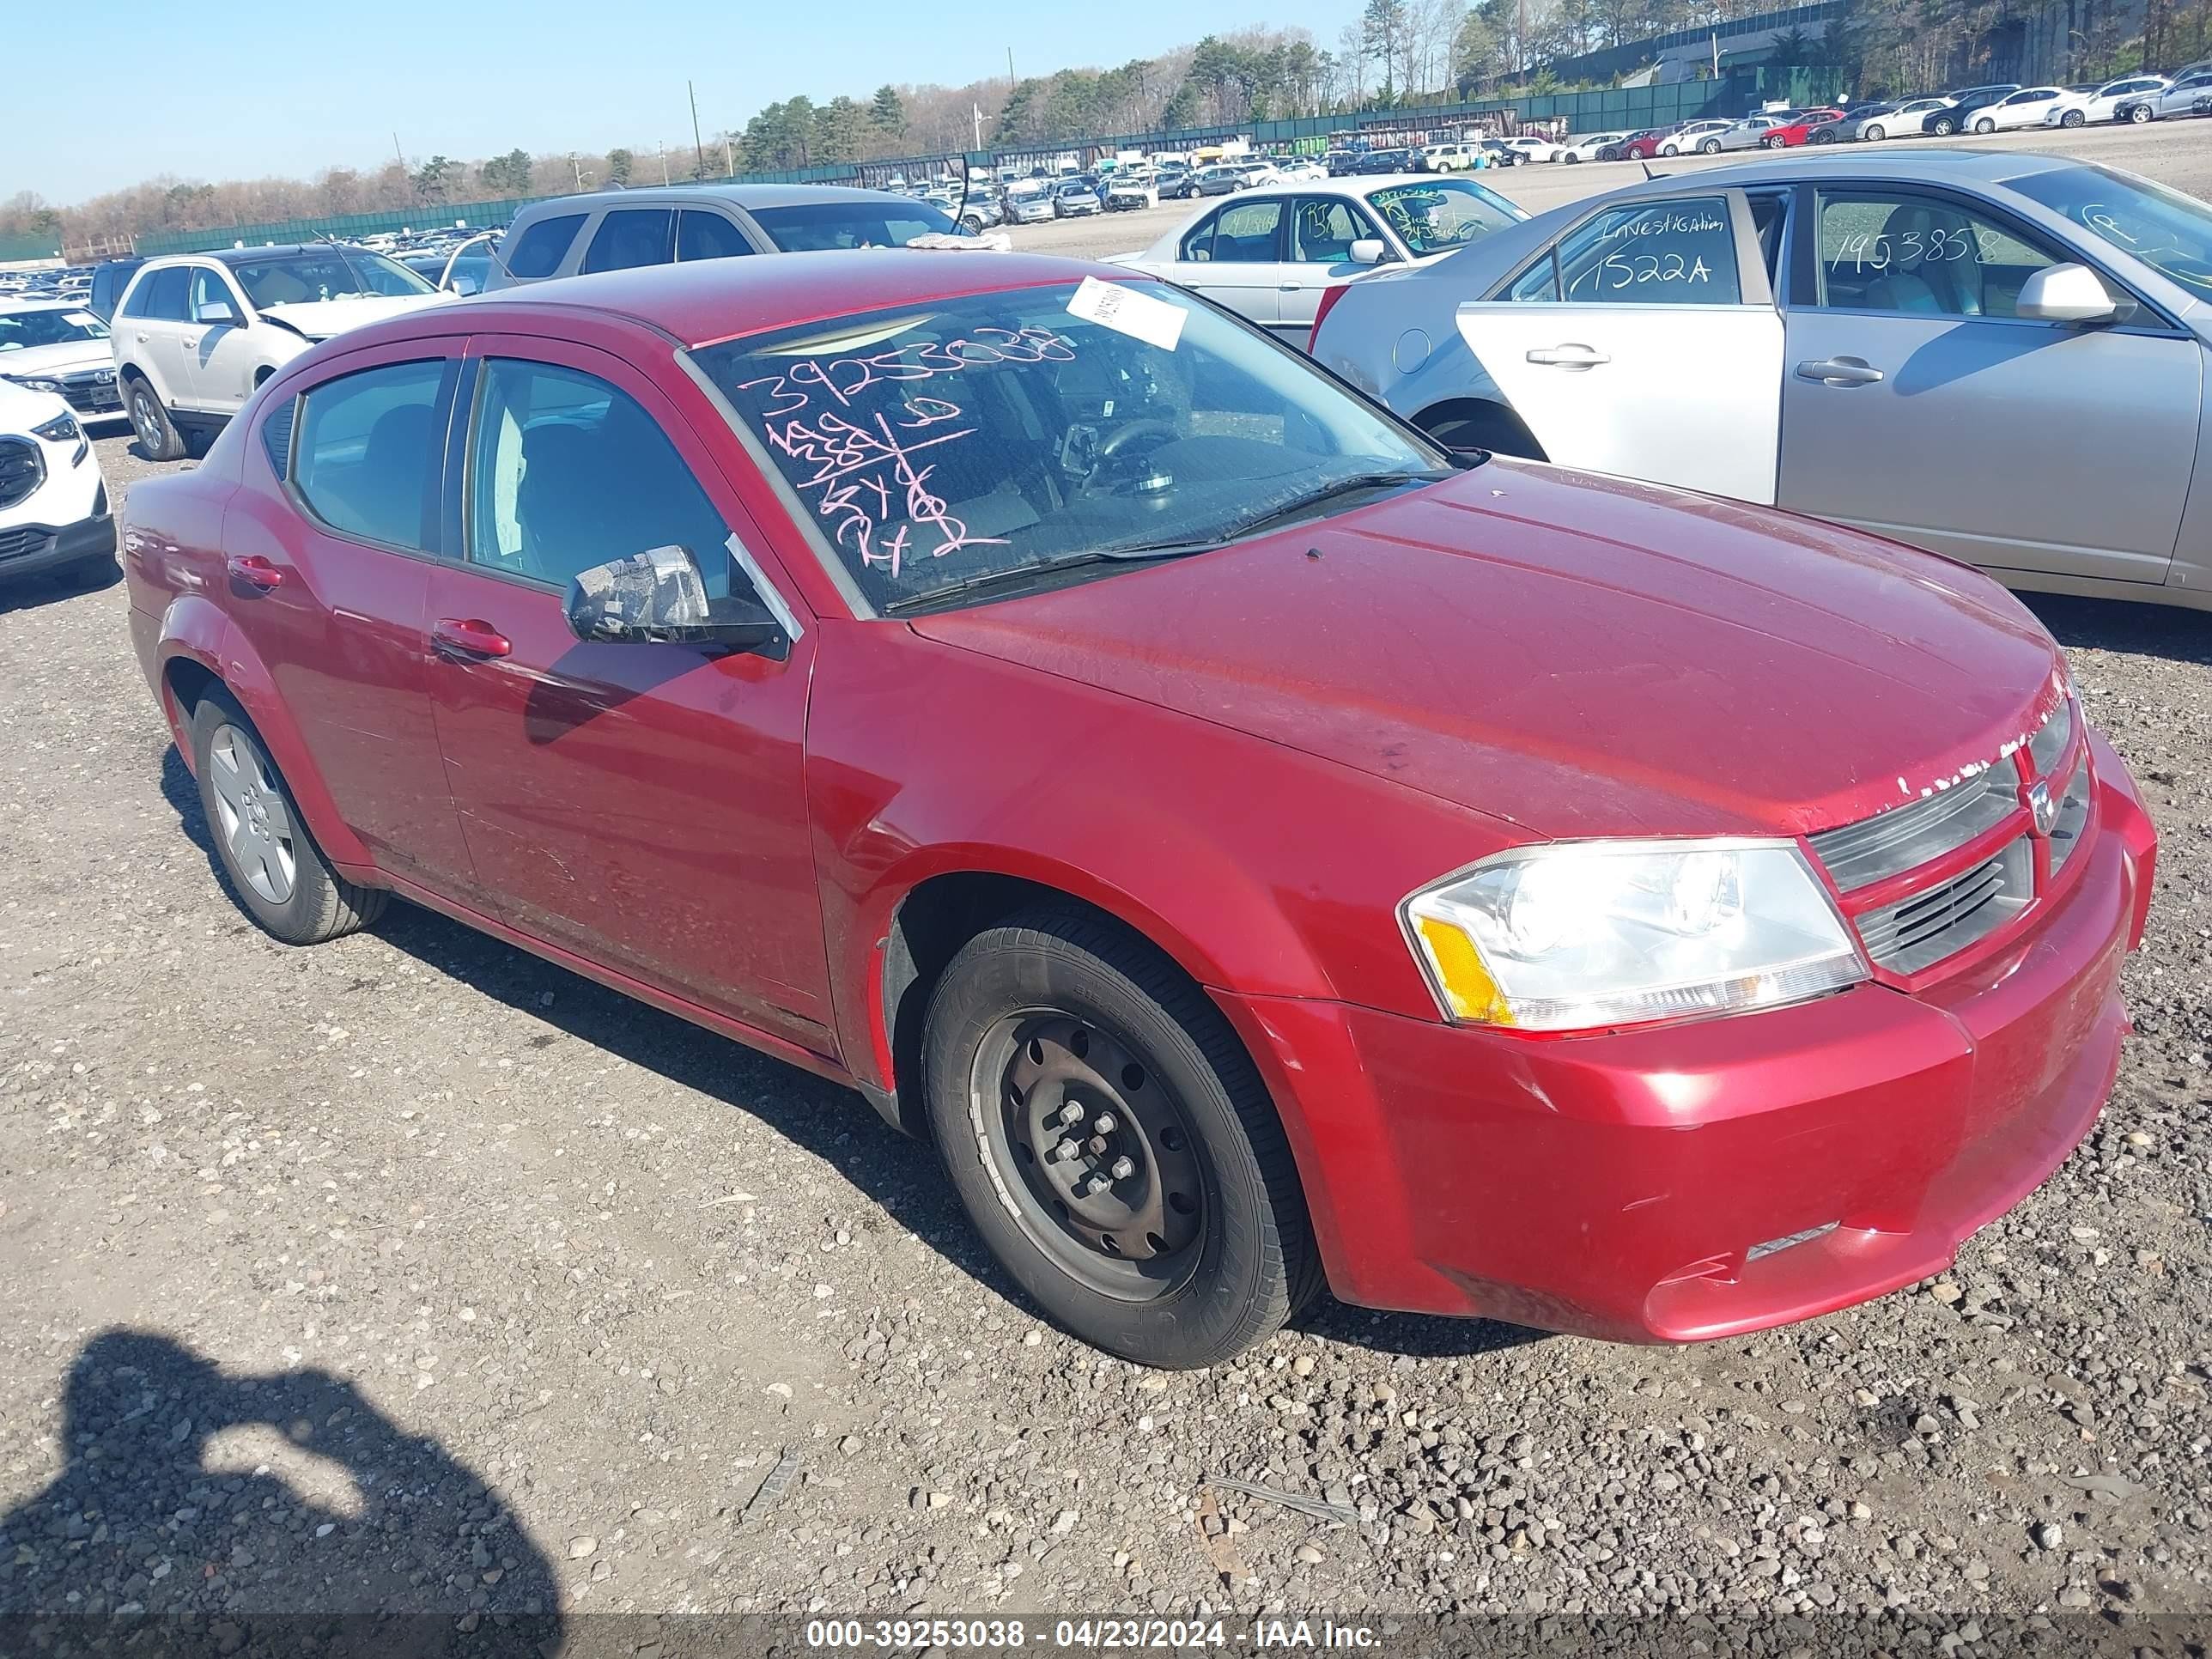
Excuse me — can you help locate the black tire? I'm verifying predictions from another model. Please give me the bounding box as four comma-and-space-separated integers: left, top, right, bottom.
189, 688, 386, 945
921, 908, 1320, 1369
1700, 137, 1722, 154
127, 374, 187, 463
2062, 108, 2086, 127
1863, 124, 1886, 141
2129, 104, 2153, 124
1972, 117, 1996, 133
1563, 151, 1580, 163
1762, 134, 1785, 149
1932, 116, 1957, 136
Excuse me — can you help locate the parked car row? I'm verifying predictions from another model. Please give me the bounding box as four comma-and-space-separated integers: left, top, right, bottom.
113, 233, 2160, 1373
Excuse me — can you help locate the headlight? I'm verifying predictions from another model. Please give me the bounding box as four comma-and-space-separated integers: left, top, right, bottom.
31, 411, 82, 444
6, 374, 64, 395
1401, 840, 1867, 1030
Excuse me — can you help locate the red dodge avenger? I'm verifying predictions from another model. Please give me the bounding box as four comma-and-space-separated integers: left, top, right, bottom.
124, 251, 2156, 1369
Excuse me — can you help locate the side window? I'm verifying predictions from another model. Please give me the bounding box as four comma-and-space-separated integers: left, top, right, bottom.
465, 359, 737, 597
1206, 200, 1286, 264
190, 268, 240, 325
677, 210, 756, 262
582, 208, 676, 274
131, 267, 191, 322
1179, 210, 1224, 263
505, 213, 586, 279
1550, 196, 1742, 305
1813, 189, 2057, 319
1291, 198, 1376, 262
291, 359, 451, 551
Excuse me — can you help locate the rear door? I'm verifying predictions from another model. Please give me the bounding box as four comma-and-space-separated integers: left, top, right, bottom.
580, 207, 677, 274
1455, 189, 1784, 502
1777, 182, 2199, 585
1162, 199, 1286, 329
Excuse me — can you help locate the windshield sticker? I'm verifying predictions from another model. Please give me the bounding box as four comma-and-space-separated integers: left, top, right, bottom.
1066, 276, 1186, 352
735, 326, 1078, 579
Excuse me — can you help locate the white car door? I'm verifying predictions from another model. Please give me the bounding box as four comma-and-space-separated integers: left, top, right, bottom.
190, 267, 260, 415
1454, 190, 1784, 502
1162, 198, 1287, 329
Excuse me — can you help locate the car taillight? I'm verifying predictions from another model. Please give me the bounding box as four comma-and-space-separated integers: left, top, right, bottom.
1310, 282, 1353, 352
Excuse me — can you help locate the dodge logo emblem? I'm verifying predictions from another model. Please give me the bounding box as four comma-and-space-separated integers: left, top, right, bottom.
2027, 780, 2057, 836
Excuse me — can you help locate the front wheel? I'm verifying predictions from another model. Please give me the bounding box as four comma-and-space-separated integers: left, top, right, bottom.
189, 690, 386, 945
128, 377, 187, 463
922, 910, 1319, 1369
2062, 108, 2086, 127
1762, 134, 1785, 149
1700, 137, 1722, 154
1863, 124, 1886, 141
1932, 117, 1957, 136
1563, 151, 1580, 162
1659, 143, 1679, 155
1972, 116, 1996, 133
2129, 104, 2154, 123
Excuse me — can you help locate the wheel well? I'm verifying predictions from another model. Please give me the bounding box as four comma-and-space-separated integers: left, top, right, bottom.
878, 873, 1239, 1141
163, 657, 220, 730
1413, 398, 1547, 461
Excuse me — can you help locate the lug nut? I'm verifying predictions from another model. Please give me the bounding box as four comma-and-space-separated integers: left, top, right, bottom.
1050, 1138, 1079, 1163
1058, 1103, 1084, 1126
1109, 1156, 1135, 1180
1093, 1112, 1118, 1133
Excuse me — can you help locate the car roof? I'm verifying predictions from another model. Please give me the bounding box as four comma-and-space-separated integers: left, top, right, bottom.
517, 183, 945, 218
0, 297, 82, 313
356, 249, 1127, 353
1602, 145, 2091, 196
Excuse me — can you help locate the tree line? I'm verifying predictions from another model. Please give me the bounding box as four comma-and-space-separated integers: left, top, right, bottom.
14, 0, 2212, 257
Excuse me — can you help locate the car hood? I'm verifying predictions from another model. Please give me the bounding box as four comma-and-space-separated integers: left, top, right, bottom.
257, 292, 451, 341
909, 461, 2064, 842
0, 340, 111, 380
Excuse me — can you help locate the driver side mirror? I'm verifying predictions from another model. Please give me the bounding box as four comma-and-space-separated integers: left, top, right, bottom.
2014, 262, 2125, 325
565, 545, 784, 656
1349, 238, 1387, 265
197, 300, 242, 326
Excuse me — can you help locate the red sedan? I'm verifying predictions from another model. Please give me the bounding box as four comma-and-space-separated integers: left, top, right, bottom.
122, 252, 2156, 1369
1761, 106, 1847, 146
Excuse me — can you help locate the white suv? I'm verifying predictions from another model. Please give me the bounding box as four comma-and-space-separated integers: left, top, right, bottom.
112, 246, 447, 460
0, 380, 113, 586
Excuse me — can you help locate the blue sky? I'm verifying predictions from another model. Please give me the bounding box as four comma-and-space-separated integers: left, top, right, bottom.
22, 0, 1352, 205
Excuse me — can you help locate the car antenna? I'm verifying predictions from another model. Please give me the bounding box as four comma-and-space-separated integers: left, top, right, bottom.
1640, 160, 1659, 181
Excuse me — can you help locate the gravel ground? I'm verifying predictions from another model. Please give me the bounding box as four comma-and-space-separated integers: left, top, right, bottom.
1012, 120, 2212, 261
3, 175, 2212, 1643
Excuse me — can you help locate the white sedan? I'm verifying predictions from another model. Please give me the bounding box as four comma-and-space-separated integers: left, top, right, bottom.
1110, 174, 1526, 339
1658, 120, 1734, 155
0, 300, 125, 426
1558, 132, 1628, 162
1858, 97, 1954, 139
1972, 86, 2079, 131
2051, 75, 2170, 125
1500, 136, 1565, 163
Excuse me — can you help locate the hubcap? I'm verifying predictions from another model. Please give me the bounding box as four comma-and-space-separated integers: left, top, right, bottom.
207, 724, 297, 904
133, 391, 158, 446
969, 1013, 1205, 1300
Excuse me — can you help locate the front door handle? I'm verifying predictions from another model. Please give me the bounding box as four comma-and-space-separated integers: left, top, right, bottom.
1796, 356, 1885, 386
225, 555, 285, 592
1279, 281, 1304, 290
1525, 343, 1610, 368
432, 617, 513, 660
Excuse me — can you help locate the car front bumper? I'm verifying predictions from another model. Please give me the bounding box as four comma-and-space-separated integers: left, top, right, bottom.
1221, 734, 2156, 1344
0, 488, 116, 580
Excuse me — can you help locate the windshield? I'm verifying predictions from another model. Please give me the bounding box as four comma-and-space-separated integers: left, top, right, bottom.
0, 308, 107, 350
227, 248, 434, 308
693, 280, 1439, 613
1365, 179, 1525, 256
750, 201, 960, 251
2010, 164, 2212, 304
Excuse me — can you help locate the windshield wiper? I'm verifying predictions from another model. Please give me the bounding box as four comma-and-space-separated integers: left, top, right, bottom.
883, 544, 1215, 617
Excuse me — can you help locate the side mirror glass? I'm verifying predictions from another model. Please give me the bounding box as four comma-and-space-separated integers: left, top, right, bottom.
1349, 238, 1387, 265
564, 545, 783, 654
198, 301, 242, 326
2014, 261, 2124, 325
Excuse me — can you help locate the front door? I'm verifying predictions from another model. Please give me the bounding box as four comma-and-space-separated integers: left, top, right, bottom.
423, 338, 832, 1051
1279, 195, 1389, 331
216, 343, 477, 889
189, 267, 259, 415
1778, 184, 2200, 585
1456, 190, 1785, 502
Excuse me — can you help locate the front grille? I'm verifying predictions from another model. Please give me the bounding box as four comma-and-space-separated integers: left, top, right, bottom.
1808, 764, 2017, 891
0, 437, 42, 512
58, 369, 122, 415
1853, 836, 2033, 974
0, 525, 54, 562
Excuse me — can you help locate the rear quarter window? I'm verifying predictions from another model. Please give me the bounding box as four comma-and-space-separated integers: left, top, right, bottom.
505, 213, 586, 279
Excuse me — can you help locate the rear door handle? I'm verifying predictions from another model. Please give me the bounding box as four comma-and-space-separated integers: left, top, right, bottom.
225, 555, 285, 592
1796, 356, 1885, 386
432, 617, 513, 660
1525, 343, 1610, 368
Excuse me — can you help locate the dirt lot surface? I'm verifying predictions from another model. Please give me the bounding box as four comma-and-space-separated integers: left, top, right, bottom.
3, 125, 2212, 1644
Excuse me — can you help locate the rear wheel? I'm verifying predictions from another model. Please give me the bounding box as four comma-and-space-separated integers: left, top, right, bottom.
189, 689, 386, 945
922, 910, 1319, 1369
128, 376, 187, 463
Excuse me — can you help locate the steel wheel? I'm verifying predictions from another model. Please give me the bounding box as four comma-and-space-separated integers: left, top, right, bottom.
207, 722, 297, 905
969, 1012, 1205, 1301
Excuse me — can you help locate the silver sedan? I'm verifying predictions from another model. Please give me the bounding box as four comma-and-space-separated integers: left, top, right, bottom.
1109, 175, 1525, 340
1311, 149, 2212, 611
